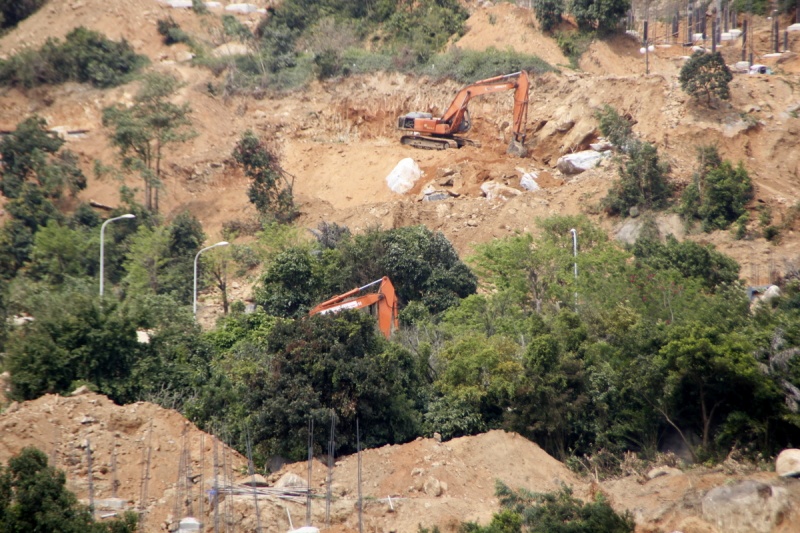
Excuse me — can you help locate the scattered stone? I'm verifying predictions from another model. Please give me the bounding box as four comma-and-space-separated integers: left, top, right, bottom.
556, 150, 607, 175
555, 119, 575, 133
701, 480, 789, 533
71, 385, 91, 396
776, 448, 800, 477
424, 476, 443, 497
629, 206, 639, 218
241, 473, 269, 487
433, 432, 442, 443
481, 181, 521, 201
646, 466, 683, 480
225, 3, 259, 13
275, 472, 306, 489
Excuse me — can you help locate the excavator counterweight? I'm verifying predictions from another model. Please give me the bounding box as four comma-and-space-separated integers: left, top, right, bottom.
309, 277, 399, 339
397, 71, 530, 156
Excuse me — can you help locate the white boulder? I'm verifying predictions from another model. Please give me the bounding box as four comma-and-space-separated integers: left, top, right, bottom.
556, 150, 607, 175
386, 158, 422, 194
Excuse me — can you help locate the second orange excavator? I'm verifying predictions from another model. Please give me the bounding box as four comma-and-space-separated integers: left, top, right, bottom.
396, 70, 530, 156
308, 277, 399, 339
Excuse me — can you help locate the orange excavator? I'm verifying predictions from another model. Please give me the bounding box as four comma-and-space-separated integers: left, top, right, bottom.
396, 70, 530, 156
308, 277, 399, 339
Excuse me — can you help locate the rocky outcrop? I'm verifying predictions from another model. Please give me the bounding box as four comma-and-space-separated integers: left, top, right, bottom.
701, 480, 790, 533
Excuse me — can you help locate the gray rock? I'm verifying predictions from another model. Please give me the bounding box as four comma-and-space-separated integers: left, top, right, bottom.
424, 476, 442, 497
481, 181, 521, 201
274, 472, 306, 489
701, 480, 790, 533
776, 448, 800, 477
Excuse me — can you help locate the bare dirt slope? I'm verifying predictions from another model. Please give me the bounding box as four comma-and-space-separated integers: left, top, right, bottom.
2, 391, 800, 533
3, 1, 800, 531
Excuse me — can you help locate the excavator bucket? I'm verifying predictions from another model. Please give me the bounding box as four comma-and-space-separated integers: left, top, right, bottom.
507, 139, 527, 157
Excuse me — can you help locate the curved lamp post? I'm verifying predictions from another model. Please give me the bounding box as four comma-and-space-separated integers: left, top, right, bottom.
99, 214, 136, 297
193, 241, 229, 318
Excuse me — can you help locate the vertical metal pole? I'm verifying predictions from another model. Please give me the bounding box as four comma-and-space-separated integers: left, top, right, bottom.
306, 420, 314, 526
742, 19, 748, 61
87, 440, 95, 517
357, 419, 363, 533
570, 229, 578, 309
213, 436, 220, 533
644, 20, 650, 74
712, 19, 717, 52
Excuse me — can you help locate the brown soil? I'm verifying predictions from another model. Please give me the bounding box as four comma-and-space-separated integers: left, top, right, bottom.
2, 391, 800, 533
3, 1, 800, 531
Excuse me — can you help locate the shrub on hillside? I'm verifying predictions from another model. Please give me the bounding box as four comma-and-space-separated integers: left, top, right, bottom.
680, 145, 753, 231
603, 139, 671, 216
679, 51, 732, 106
157, 17, 191, 45
0, 0, 46, 29
0, 27, 146, 88
427, 47, 555, 84
534, 0, 564, 33
461, 483, 635, 533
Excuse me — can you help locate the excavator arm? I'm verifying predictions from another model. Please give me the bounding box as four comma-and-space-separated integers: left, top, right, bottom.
397, 71, 529, 155
309, 277, 399, 339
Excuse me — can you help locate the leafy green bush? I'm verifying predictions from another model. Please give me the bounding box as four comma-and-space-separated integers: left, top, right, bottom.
569, 0, 630, 33
426, 47, 555, 83
680, 145, 753, 231
157, 17, 191, 45
461, 482, 635, 533
533, 0, 564, 32
0, 0, 46, 29
679, 51, 733, 106
594, 104, 634, 150
233, 130, 296, 222
554, 30, 592, 68
0, 447, 138, 532
603, 140, 671, 216
632, 235, 740, 291
0, 27, 146, 88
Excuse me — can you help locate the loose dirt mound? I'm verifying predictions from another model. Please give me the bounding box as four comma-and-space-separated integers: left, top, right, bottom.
0, 391, 248, 531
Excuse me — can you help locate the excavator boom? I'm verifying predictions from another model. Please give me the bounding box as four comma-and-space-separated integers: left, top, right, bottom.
309, 277, 399, 339
397, 71, 529, 155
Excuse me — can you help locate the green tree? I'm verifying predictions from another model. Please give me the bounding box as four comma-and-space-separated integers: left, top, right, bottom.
680, 145, 753, 231
594, 104, 633, 151
0, 447, 137, 532
123, 225, 171, 296
0, 115, 85, 200
26, 220, 91, 284
533, 0, 564, 32
656, 325, 780, 458
103, 72, 194, 213
6, 289, 142, 403
632, 235, 740, 291
0, 0, 46, 29
199, 312, 423, 461
679, 51, 732, 106
603, 140, 671, 216
569, 0, 629, 32
232, 130, 296, 222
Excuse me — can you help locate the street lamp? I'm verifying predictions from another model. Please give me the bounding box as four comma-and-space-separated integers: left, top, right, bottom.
194, 241, 229, 317
569, 228, 578, 309
99, 214, 136, 297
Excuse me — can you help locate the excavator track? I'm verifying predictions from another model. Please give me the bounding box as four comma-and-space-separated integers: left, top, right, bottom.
400, 135, 481, 150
